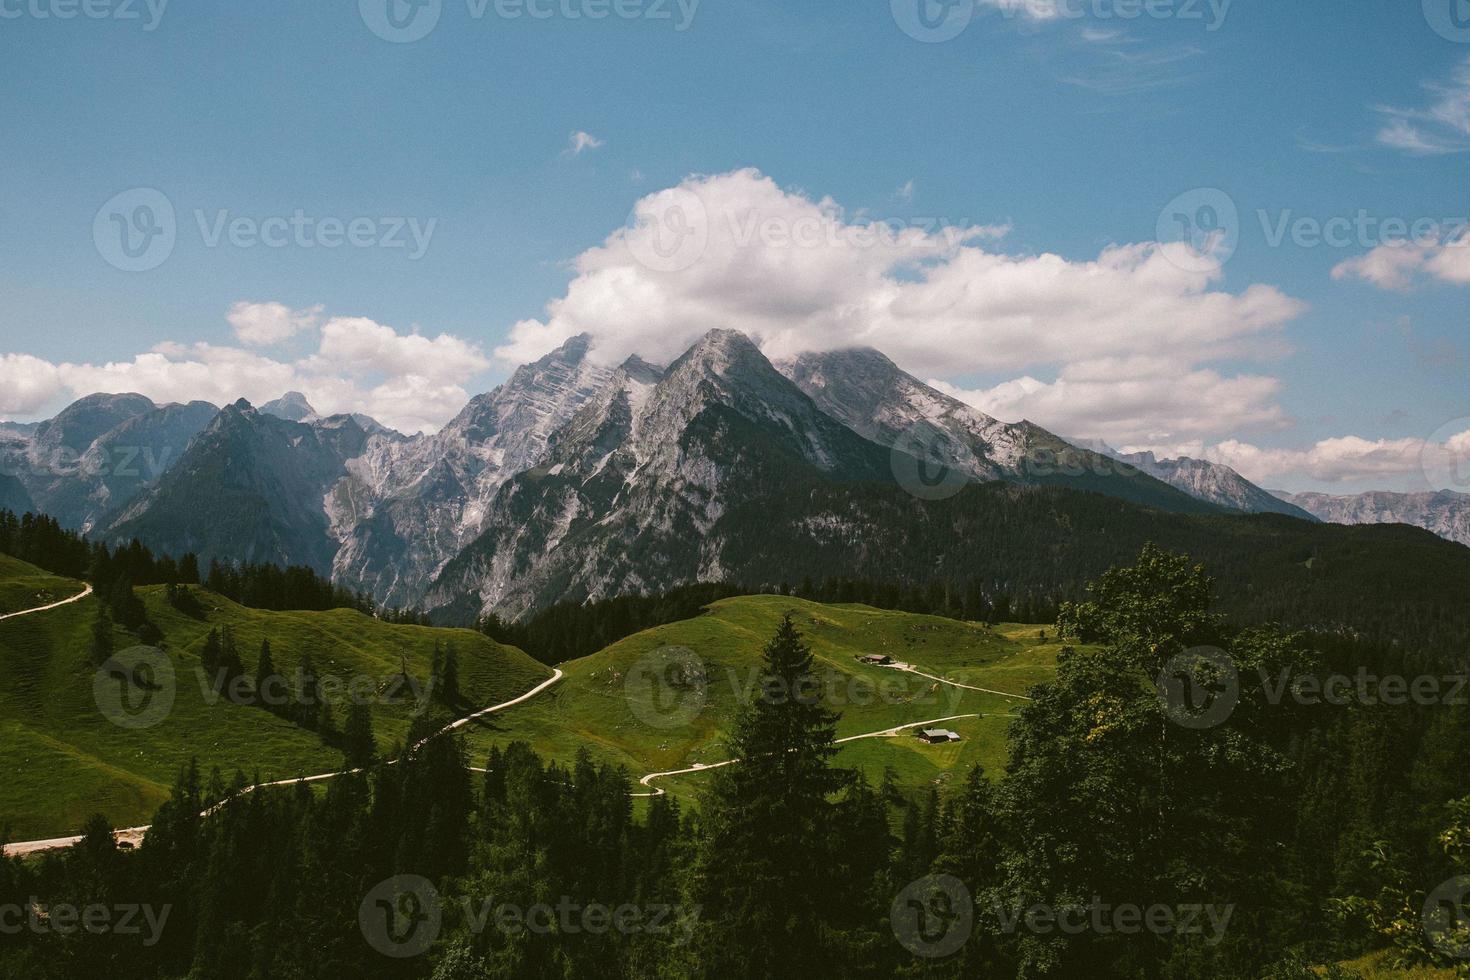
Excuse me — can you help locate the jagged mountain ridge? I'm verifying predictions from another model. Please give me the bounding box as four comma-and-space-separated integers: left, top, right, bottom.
1112, 450, 1317, 521
425, 330, 913, 619
7, 394, 220, 532
777, 348, 1217, 515
1274, 489, 1470, 547
327, 334, 613, 605
103, 401, 377, 573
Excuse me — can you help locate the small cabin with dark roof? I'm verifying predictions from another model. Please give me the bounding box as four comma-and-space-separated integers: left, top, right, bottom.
859, 654, 893, 666
917, 728, 961, 744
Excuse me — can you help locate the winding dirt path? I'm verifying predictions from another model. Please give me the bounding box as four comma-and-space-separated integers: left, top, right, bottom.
1, 668, 563, 858
0, 582, 93, 622
631, 711, 1016, 798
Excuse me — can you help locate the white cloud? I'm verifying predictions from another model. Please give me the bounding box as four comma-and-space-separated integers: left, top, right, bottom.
4, 307, 491, 435
496, 168, 1305, 446
1333, 230, 1470, 290
1121, 426, 1470, 491
308, 316, 490, 385
226, 300, 322, 346
1375, 57, 1470, 156
565, 131, 605, 156
931, 358, 1287, 445
0, 354, 65, 416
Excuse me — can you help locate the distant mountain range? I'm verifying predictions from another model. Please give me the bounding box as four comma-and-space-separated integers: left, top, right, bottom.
3, 329, 1466, 619
1273, 489, 1470, 547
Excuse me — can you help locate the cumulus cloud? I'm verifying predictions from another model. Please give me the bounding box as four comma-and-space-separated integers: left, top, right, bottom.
931, 358, 1287, 445
1121, 425, 1470, 491
5, 307, 490, 435
496, 168, 1305, 446
227, 301, 323, 346
565, 131, 605, 156
1332, 231, 1470, 290
1375, 56, 1470, 156
0, 354, 65, 417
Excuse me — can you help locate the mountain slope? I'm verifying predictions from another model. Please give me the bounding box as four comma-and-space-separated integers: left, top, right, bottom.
428, 330, 911, 619
0, 473, 31, 516
29, 399, 220, 531
777, 348, 1217, 515
329, 334, 614, 606
1113, 450, 1317, 520
102, 401, 375, 574
0, 571, 549, 840
1276, 489, 1470, 546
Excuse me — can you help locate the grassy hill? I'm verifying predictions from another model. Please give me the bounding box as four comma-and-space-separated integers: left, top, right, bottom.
459, 595, 1072, 806
0, 553, 86, 616
0, 573, 550, 842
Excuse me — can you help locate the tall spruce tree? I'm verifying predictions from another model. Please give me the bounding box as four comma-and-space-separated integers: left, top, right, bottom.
688, 615, 849, 978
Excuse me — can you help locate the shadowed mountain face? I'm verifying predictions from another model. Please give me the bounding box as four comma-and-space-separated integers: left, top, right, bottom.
0, 472, 31, 515
102, 401, 376, 574
6, 395, 220, 531
1275, 489, 1470, 546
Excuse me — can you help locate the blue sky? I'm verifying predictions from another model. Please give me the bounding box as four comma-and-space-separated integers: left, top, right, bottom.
1, 0, 1467, 492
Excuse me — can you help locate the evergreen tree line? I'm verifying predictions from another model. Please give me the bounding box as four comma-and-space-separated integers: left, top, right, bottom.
5, 546, 1468, 978
0, 507, 375, 615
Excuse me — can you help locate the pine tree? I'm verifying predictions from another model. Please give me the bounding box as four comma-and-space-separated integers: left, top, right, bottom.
254, 639, 281, 710
439, 642, 459, 705
689, 615, 849, 978
343, 701, 376, 770
90, 607, 115, 666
